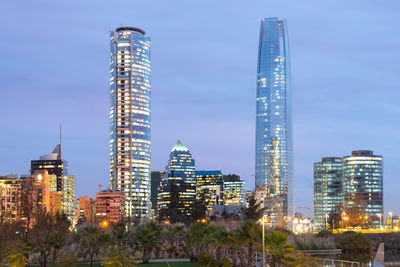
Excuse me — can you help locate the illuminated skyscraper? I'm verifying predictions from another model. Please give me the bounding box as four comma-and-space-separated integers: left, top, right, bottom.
109, 26, 151, 221
223, 174, 245, 206
255, 17, 293, 227
343, 150, 383, 228
157, 140, 196, 220
196, 170, 223, 210
31, 145, 75, 223
314, 157, 343, 231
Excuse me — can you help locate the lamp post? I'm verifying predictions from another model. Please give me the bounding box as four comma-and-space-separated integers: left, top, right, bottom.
262, 214, 268, 267
325, 213, 328, 230
378, 213, 382, 230
389, 212, 393, 230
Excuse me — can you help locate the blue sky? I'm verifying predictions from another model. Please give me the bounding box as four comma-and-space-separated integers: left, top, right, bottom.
0, 0, 399, 217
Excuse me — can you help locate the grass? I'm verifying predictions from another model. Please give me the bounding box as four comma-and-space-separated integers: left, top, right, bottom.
77, 262, 202, 267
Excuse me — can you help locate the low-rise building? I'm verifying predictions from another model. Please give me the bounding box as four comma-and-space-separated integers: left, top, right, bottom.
95, 190, 125, 224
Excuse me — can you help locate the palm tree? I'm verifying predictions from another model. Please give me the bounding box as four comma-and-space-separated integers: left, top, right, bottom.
111, 222, 129, 247
264, 230, 294, 267
135, 221, 162, 264
233, 221, 261, 267
78, 226, 110, 267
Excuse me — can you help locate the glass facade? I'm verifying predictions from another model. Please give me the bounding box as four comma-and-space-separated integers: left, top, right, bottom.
157, 140, 196, 219
314, 157, 343, 231
343, 150, 383, 228
223, 174, 245, 206
196, 170, 223, 210
255, 17, 293, 226
109, 26, 151, 221
31, 144, 76, 223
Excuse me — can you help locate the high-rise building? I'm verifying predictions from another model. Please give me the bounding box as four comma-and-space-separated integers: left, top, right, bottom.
223, 174, 245, 206
314, 157, 343, 231
109, 26, 151, 221
196, 170, 223, 210
95, 190, 126, 224
157, 140, 196, 220
76, 196, 95, 225
31, 145, 76, 223
150, 171, 165, 216
343, 150, 383, 228
0, 175, 21, 222
255, 17, 293, 227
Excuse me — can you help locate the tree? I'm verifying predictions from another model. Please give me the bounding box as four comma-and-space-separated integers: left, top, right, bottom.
264, 230, 294, 267
191, 197, 207, 222
242, 193, 265, 222
283, 253, 318, 267
78, 226, 110, 267
337, 233, 374, 263
101, 247, 136, 267
235, 221, 261, 267
135, 221, 162, 263
30, 210, 70, 267
111, 222, 129, 247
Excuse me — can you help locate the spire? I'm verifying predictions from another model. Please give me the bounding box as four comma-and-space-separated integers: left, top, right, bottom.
171, 139, 189, 152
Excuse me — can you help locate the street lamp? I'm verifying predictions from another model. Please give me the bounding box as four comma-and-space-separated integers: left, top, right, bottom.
389, 212, 393, 230
262, 214, 268, 267
378, 214, 382, 230
325, 213, 328, 230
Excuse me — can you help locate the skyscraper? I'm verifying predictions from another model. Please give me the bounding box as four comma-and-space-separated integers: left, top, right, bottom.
196, 170, 223, 210
109, 26, 151, 221
343, 150, 383, 228
157, 140, 196, 221
223, 174, 245, 206
255, 17, 293, 227
31, 145, 75, 223
314, 157, 343, 231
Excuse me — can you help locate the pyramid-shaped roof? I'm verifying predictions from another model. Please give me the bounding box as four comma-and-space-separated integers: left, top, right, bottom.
171, 140, 189, 152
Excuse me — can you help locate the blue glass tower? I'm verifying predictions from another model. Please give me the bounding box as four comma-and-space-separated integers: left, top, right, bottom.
255, 18, 293, 227
109, 26, 151, 221
157, 140, 196, 221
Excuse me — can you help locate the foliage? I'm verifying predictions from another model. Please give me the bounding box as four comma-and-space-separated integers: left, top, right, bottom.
242, 193, 265, 222
337, 233, 375, 263
52, 250, 77, 267
283, 253, 318, 267
293, 235, 334, 250
101, 247, 136, 267
78, 225, 110, 267
316, 230, 331, 238
111, 222, 129, 247
135, 221, 162, 264
264, 230, 295, 267
2, 247, 28, 267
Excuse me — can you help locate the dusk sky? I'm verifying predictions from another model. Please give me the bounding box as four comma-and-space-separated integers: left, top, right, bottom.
1, 0, 399, 217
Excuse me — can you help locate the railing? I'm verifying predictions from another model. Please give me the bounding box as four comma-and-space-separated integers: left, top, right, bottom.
315, 258, 360, 267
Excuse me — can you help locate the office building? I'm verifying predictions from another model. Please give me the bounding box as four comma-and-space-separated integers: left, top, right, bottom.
76, 196, 95, 225
158, 140, 196, 220
343, 150, 383, 228
150, 171, 165, 216
95, 190, 126, 224
223, 174, 245, 206
109, 26, 152, 221
0, 175, 21, 222
255, 17, 293, 227
314, 157, 343, 231
196, 170, 223, 210
31, 145, 76, 223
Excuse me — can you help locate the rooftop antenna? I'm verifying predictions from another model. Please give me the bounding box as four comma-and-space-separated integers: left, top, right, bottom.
59, 123, 62, 160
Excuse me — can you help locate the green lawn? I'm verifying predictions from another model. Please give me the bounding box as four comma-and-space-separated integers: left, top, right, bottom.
77, 262, 202, 267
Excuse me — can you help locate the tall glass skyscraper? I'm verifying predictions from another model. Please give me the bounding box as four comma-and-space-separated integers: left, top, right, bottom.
314, 157, 343, 231
255, 17, 293, 227
109, 26, 151, 221
157, 140, 196, 221
343, 150, 383, 228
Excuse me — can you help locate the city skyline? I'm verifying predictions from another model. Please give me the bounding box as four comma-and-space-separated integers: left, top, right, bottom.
1, 0, 399, 218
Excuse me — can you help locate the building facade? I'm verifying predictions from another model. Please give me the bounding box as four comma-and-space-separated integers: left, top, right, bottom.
223, 174, 245, 206
196, 170, 223, 210
109, 26, 151, 221
255, 17, 293, 227
31, 145, 76, 223
343, 150, 383, 228
150, 171, 165, 216
95, 190, 126, 224
0, 175, 21, 221
157, 140, 196, 220
76, 196, 95, 225
314, 157, 343, 231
